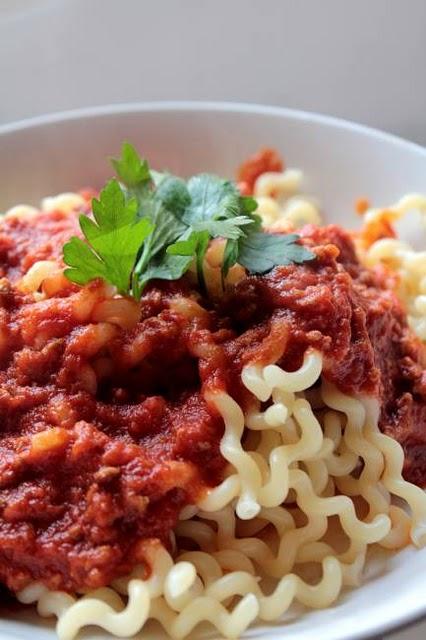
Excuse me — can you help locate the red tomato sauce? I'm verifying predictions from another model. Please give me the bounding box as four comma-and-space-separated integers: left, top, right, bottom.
0, 198, 423, 594
237, 148, 284, 194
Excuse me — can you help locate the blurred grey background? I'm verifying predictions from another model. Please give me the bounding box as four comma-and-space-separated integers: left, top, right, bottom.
0, 1, 425, 638
0, 0, 425, 145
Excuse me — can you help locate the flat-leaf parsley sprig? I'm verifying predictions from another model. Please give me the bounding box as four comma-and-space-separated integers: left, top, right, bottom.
63, 142, 315, 299
63, 179, 153, 296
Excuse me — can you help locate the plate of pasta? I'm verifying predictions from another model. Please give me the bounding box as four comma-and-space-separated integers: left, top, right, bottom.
0, 102, 424, 640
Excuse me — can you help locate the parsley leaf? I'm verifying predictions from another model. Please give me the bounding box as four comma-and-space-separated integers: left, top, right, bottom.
155, 175, 191, 218
112, 145, 187, 287
133, 199, 186, 270
63, 238, 108, 285
191, 215, 253, 240
237, 231, 316, 274
184, 174, 240, 224
134, 172, 255, 292
239, 195, 259, 215
163, 174, 255, 287
135, 176, 188, 266
137, 253, 193, 292
63, 142, 316, 300
167, 230, 210, 291
63, 179, 153, 296
111, 142, 150, 188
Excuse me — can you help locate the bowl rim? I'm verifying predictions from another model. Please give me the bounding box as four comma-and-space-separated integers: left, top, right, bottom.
0, 100, 425, 640
0, 100, 425, 160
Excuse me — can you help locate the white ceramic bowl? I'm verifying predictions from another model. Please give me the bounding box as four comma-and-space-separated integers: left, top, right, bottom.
0, 102, 425, 640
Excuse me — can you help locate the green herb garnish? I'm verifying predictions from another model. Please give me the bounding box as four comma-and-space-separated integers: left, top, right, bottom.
63, 142, 315, 299
63, 179, 153, 296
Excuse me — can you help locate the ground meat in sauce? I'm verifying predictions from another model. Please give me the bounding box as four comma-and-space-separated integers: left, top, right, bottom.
0, 207, 424, 594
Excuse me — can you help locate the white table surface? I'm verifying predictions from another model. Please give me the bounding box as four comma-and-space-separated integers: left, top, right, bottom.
0, 1, 425, 638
